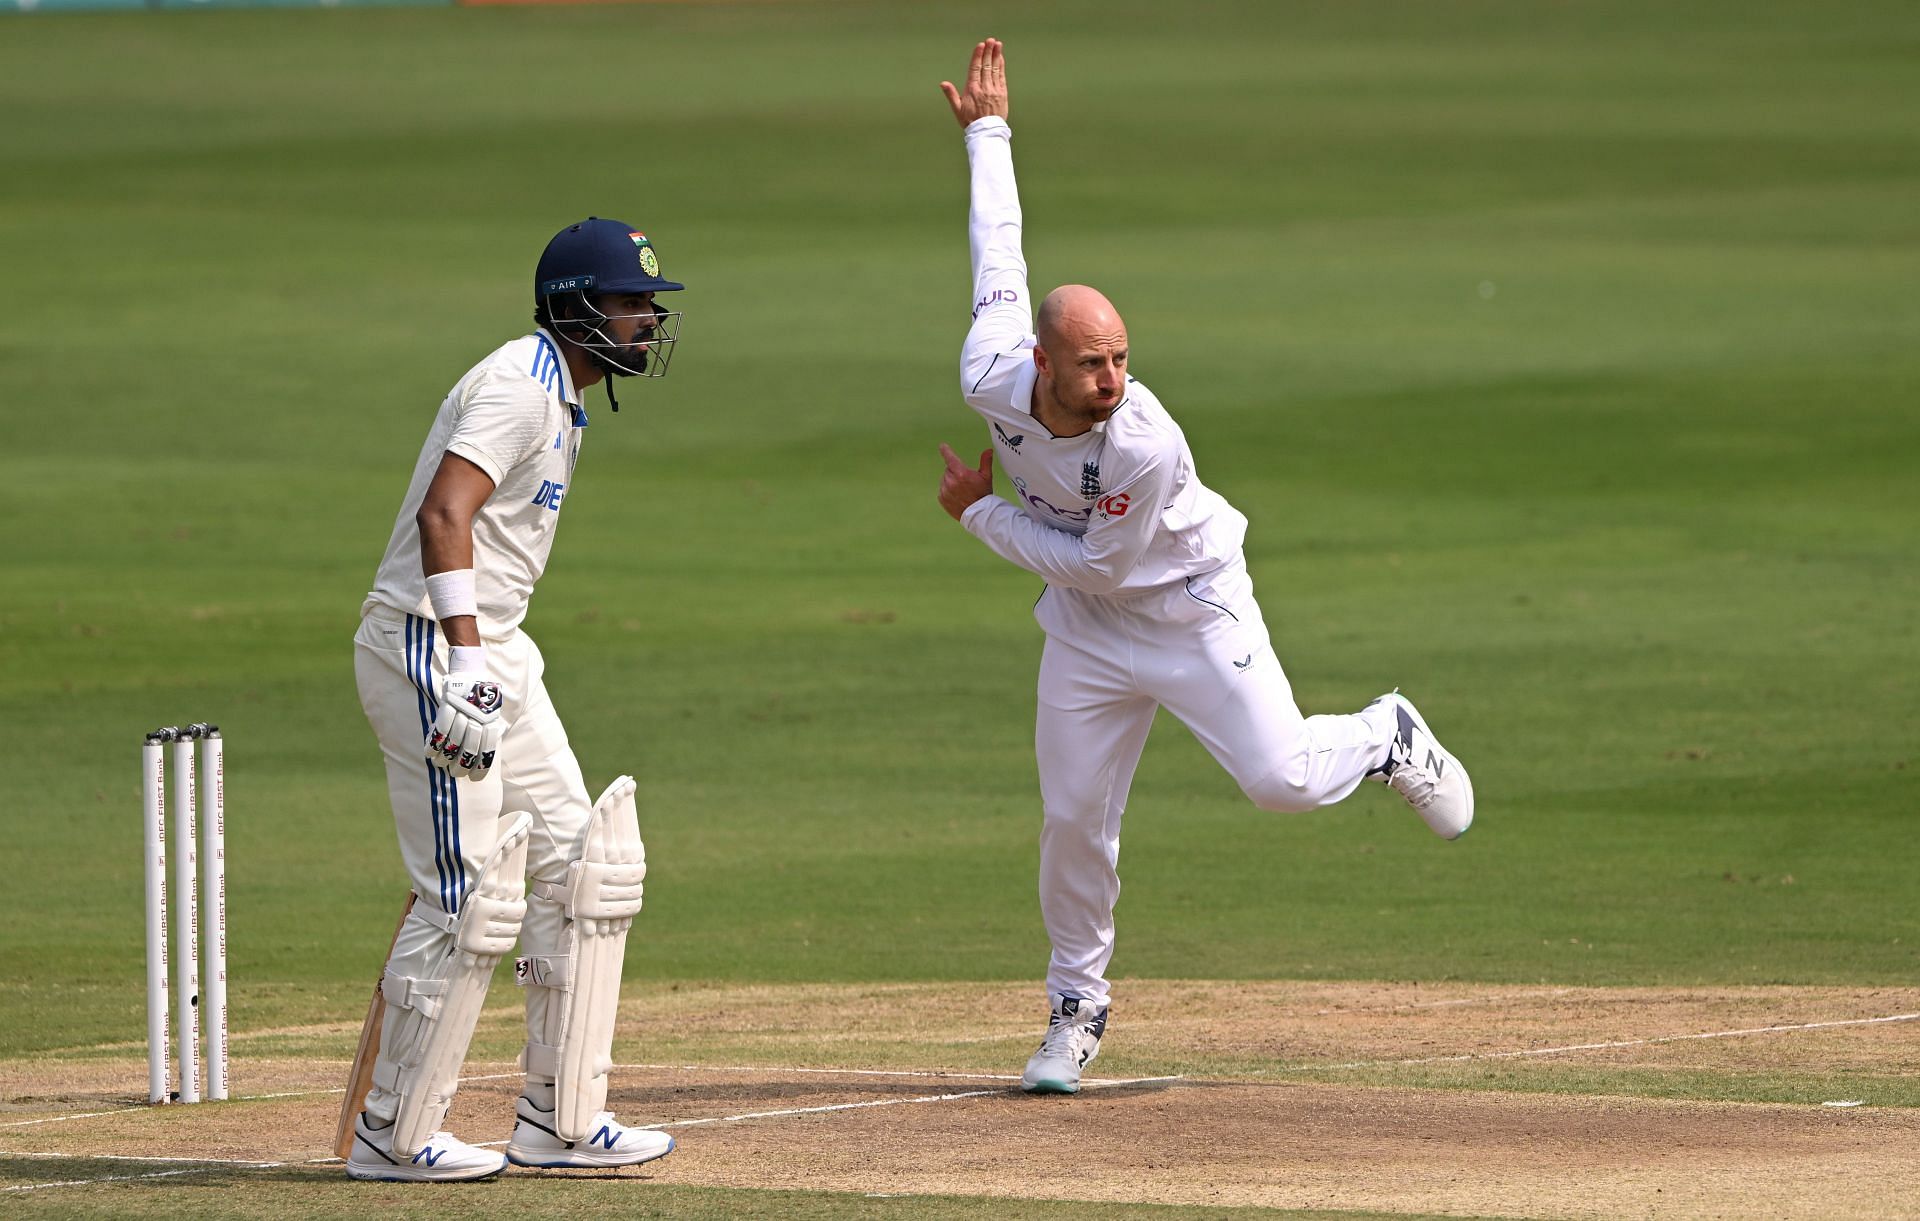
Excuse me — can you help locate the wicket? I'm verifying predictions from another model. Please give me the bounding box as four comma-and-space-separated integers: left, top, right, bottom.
142, 723, 228, 1105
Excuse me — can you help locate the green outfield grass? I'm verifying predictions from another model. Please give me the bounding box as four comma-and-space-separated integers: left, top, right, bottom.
2, 0, 1917, 1069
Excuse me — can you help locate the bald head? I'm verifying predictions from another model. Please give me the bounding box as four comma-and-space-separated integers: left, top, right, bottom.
1030, 284, 1131, 431
1035, 284, 1126, 354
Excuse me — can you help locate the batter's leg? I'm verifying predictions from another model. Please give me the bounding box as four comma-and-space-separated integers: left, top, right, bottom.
348, 612, 514, 1180
496, 642, 674, 1169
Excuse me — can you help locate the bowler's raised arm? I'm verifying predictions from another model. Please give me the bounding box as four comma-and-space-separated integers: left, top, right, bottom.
949, 38, 1031, 386
940, 37, 1009, 128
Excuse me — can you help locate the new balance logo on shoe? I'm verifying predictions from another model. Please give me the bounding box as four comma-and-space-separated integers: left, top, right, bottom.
1373, 691, 1474, 840
590, 1126, 618, 1150
349, 1112, 508, 1182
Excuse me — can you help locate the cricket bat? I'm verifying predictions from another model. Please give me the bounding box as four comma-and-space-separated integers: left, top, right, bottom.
333, 892, 415, 1160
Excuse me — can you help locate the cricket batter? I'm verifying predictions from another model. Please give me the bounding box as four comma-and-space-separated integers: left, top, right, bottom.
347, 219, 685, 1180
936, 40, 1475, 1094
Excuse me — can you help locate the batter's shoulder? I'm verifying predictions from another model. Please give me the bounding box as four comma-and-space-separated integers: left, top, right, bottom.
455, 334, 560, 409
482, 333, 566, 397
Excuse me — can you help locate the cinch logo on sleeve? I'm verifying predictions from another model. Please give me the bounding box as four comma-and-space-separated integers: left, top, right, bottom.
973, 287, 1019, 318
532, 480, 566, 511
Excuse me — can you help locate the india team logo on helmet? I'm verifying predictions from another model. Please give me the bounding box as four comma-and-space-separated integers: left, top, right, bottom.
629, 232, 660, 278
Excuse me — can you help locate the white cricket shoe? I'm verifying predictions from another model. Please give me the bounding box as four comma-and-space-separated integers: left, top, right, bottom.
1372, 692, 1474, 839
344, 1111, 506, 1182
505, 1096, 675, 1170
1021, 994, 1108, 1094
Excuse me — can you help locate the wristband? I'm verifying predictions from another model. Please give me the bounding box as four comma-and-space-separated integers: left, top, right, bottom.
448, 645, 488, 674
425, 568, 478, 622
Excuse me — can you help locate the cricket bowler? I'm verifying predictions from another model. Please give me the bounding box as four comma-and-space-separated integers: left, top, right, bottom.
935, 39, 1475, 1094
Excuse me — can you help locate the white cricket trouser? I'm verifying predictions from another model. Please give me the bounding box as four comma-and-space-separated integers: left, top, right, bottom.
1032, 557, 1396, 1008
352, 604, 595, 1118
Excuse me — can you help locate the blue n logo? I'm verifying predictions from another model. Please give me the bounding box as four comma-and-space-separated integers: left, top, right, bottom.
590, 1125, 618, 1150
413, 1146, 446, 1167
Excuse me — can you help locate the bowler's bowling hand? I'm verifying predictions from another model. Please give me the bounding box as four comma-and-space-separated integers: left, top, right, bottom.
941, 37, 1010, 128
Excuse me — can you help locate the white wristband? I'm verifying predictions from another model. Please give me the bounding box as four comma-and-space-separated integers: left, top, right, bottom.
424, 569, 478, 622
448, 645, 488, 674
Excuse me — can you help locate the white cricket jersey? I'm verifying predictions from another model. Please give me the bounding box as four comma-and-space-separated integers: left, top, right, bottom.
956, 117, 1246, 597
365, 328, 587, 635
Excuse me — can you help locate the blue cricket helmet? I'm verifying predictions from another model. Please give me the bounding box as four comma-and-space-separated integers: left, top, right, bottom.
535, 217, 685, 298
535, 218, 686, 402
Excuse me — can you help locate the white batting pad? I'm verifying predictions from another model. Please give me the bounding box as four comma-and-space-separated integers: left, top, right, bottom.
383, 810, 532, 1158
520, 775, 646, 1142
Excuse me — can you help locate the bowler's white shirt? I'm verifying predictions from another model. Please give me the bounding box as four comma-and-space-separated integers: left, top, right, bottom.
365, 328, 587, 635
957, 117, 1245, 596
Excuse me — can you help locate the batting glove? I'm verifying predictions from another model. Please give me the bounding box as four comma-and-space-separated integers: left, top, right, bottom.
429, 672, 505, 781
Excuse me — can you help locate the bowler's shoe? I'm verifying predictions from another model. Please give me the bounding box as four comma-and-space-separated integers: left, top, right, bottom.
1021, 994, 1108, 1094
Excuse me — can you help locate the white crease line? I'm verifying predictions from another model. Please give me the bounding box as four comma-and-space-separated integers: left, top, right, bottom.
2, 1157, 293, 1194
634, 1073, 1182, 1133
1296, 1011, 1920, 1071
647, 1091, 998, 1128
1081, 1074, 1185, 1090
453, 1073, 1182, 1149
7, 1168, 224, 1193
0, 1107, 147, 1130
2, 1152, 281, 1166
610, 1063, 1028, 1082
